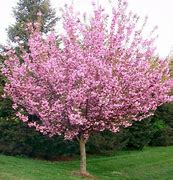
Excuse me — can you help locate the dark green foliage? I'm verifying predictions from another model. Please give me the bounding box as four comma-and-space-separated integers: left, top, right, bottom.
87, 130, 128, 155
150, 103, 173, 146
125, 117, 164, 150
7, 0, 58, 44
87, 116, 164, 153
0, 109, 168, 158
0, 71, 14, 120
0, 99, 14, 118
0, 118, 78, 158
150, 126, 173, 146
0, 112, 171, 158
0, 118, 128, 157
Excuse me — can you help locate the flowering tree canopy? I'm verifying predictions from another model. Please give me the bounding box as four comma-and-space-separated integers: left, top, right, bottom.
1, 0, 173, 175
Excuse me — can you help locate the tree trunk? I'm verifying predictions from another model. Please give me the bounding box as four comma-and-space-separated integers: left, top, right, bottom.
79, 137, 87, 175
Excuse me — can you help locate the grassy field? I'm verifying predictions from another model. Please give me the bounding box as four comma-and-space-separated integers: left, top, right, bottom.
0, 146, 173, 180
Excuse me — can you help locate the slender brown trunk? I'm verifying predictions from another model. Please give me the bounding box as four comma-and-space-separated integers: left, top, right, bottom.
79, 137, 87, 175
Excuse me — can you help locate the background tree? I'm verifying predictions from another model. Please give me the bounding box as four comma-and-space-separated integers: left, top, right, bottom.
7, 0, 58, 44
2, 0, 173, 176
149, 56, 173, 146
149, 103, 173, 146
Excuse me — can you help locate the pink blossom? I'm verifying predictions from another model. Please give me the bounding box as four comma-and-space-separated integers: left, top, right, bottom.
1, 0, 173, 141
37, 11, 42, 16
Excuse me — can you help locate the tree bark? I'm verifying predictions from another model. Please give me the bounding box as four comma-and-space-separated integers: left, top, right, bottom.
79, 137, 87, 175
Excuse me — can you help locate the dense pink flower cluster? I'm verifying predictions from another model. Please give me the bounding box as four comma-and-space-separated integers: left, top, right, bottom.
2, 0, 173, 140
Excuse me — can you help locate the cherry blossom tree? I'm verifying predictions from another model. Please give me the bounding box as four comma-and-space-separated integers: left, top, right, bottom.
1, 0, 173, 176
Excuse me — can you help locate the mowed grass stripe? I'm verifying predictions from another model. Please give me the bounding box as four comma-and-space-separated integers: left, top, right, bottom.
0, 146, 173, 179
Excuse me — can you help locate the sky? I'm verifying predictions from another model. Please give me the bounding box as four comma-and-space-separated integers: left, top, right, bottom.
0, 0, 173, 57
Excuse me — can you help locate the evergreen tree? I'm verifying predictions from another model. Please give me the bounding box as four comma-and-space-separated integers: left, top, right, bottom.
7, 0, 58, 44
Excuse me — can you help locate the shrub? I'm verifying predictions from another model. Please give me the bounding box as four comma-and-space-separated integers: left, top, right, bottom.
0, 119, 78, 158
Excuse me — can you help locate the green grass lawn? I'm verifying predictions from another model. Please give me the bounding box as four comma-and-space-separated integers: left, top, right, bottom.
0, 146, 173, 180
